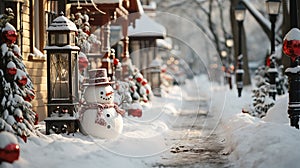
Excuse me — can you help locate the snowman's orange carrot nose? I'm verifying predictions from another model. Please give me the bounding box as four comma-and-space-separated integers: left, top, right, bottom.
106, 91, 113, 96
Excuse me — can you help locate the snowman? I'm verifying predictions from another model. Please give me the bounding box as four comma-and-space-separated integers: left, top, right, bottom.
79, 68, 125, 139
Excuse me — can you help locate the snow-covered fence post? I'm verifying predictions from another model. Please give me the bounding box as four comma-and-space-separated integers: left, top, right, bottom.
283, 28, 300, 129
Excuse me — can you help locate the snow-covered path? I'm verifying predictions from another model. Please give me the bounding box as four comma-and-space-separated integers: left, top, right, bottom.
2, 75, 234, 168
152, 81, 230, 167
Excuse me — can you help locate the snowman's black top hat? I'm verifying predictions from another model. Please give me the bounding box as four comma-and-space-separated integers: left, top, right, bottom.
83, 68, 114, 86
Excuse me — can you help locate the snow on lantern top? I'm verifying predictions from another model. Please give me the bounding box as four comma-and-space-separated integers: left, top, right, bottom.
47, 12, 77, 32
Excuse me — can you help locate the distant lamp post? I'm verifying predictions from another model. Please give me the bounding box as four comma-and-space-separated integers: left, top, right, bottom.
266, 0, 281, 100
226, 35, 234, 49
44, 12, 80, 135
266, 0, 281, 54
221, 50, 228, 58
283, 28, 300, 129
149, 59, 162, 97
235, 1, 246, 97
225, 35, 234, 90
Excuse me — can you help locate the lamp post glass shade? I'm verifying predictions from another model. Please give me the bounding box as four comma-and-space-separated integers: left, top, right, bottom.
266, 0, 281, 15
226, 38, 234, 48
235, 2, 246, 21
221, 50, 228, 57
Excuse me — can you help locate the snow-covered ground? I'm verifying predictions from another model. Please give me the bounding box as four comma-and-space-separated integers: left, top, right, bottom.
2, 75, 300, 168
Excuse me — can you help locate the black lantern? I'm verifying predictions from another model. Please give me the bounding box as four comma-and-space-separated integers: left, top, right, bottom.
44, 12, 80, 135
234, 2, 246, 22
149, 59, 161, 97
266, 0, 281, 15
266, 0, 281, 54
235, 1, 246, 97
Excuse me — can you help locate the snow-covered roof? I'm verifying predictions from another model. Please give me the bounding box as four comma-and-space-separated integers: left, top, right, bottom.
47, 14, 78, 32
156, 39, 172, 49
128, 14, 166, 39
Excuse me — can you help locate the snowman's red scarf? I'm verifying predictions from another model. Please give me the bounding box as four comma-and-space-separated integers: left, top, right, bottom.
79, 103, 125, 126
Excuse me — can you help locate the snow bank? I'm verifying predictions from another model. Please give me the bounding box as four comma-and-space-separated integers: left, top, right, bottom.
220, 84, 300, 168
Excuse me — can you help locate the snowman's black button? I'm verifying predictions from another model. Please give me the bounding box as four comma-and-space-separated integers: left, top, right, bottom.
106, 114, 110, 117
107, 125, 111, 129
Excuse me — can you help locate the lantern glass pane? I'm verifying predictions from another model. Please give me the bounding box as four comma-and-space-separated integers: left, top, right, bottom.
266, 1, 281, 15
226, 39, 234, 47
50, 53, 70, 100
71, 52, 79, 99
70, 32, 76, 45
235, 10, 245, 21
58, 34, 68, 45
50, 34, 55, 45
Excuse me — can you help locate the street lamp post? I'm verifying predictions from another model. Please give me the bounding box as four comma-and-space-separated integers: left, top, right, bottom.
266, 0, 281, 100
283, 28, 300, 129
266, 0, 281, 54
235, 1, 246, 97
226, 35, 234, 90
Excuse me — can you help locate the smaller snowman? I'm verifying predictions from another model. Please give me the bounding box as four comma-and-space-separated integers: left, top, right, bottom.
79, 68, 125, 139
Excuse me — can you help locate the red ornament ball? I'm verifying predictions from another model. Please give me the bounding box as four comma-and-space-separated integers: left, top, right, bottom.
283, 28, 300, 61
7, 67, 17, 75
78, 56, 89, 71
283, 39, 300, 61
6, 61, 17, 75
0, 132, 20, 163
113, 58, 119, 66
136, 77, 142, 83
2, 23, 18, 44
14, 115, 24, 123
18, 76, 28, 86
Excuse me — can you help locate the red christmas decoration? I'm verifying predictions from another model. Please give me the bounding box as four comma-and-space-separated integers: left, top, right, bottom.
283, 28, 300, 61
113, 58, 119, 66
78, 56, 89, 71
6, 67, 17, 75
34, 113, 39, 125
128, 109, 142, 117
0, 143, 20, 163
136, 77, 142, 83
14, 115, 24, 123
6, 61, 17, 75
17, 75, 28, 86
2, 23, 18, 44
20, 135, 27, 143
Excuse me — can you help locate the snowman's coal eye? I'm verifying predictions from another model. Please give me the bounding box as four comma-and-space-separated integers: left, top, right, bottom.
100, 91, 104, 95
106, 114, 110, 117
107, 125, 111, 129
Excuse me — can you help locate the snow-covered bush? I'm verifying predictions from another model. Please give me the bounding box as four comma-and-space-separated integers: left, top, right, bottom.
243, 63, 287, 118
